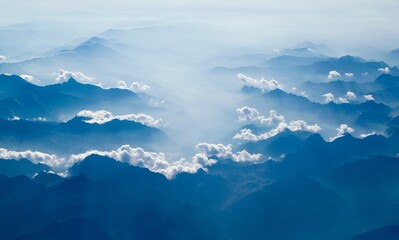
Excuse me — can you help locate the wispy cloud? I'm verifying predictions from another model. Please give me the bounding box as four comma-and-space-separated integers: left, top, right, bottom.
345, 72, 354, 78
117, 80, 150, 93
20, 74, 40, 84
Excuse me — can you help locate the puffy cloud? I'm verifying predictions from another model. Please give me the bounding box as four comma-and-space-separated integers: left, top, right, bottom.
195, 143, 262, 163
328, 70, 341, 80
234, 120, 321, 142
56, 69, 93, 83
363, 94, 374, 101
378, 67, 390, 74
70, 145, 203, 179
237, 73, 282, 92
329, 124, 354, 141
0, 148, 63, 169
323, 92, 355, 104
322, 93, 335, 103
345, 72, 354, 78
117, 80, 150, 93
0, 55, 6, 62
76, 110, 162, 128
0, 145, 217, 179
236, 107, 285, 126
345, 91, 357, 100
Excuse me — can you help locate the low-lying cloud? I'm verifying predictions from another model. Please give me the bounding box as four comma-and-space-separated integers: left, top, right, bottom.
195, 143, 263, 163
363, 94, 374, 101
329, 124, 354, 141
234, 107, 321, 142
56, 69, 93, 83
236, 106, 285, 126
323, 91, 357, 104
237, 73, 282, 92
378, 67, 390, 74
76, 110, 162, 128
0, 148, 63, 169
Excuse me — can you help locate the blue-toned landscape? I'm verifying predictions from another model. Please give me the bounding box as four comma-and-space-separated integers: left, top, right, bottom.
1, 1, 399, 239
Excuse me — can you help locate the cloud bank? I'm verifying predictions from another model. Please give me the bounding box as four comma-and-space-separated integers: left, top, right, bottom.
0, 148, 63, 169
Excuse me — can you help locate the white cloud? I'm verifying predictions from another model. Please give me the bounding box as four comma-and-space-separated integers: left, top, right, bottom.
56, 69, 93, 83
0, 148, 63, 169
234, 108, 321, 142
328, 70, 341, 80
8, 116, 20, 121
0, 55, 6, 62
323, 92, 354, 104
363, 94, 374, 101
337, 97, 349, 104
378, 67, 390, 74
322, 93, 335, 103
76, 110, 162, 128
234, 120, 321, 142
329, 124, 354, 141
345, 91, 357, 100
117, 80, 150, 93
236, 107, 285, 126
345, 72, 354, 78
195, 143, 262, 163
70, 145, 205, 179
237, 73, 282, 92
0, 144, 261, 179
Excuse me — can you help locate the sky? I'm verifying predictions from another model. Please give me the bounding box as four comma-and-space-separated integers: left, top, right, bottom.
1, 0, 399, 50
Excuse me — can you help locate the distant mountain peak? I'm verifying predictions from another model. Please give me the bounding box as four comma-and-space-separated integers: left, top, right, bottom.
338, 55, 365, 63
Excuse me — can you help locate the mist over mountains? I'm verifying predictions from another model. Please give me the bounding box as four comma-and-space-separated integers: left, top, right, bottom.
1, 4, 399, 239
